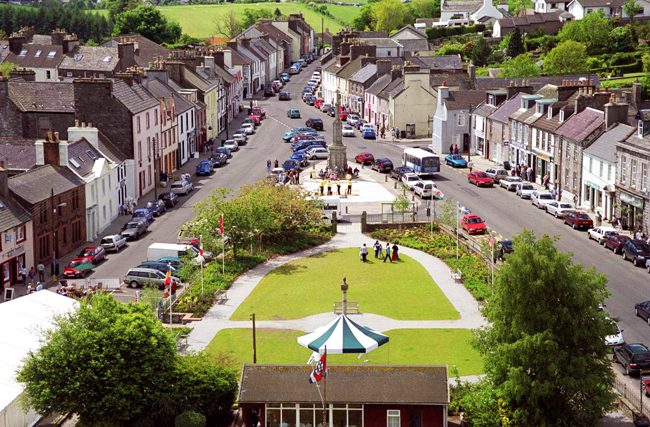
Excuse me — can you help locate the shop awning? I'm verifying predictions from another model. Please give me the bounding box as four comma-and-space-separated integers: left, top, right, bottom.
585, 181, 601, 191
620, 191, 645, 209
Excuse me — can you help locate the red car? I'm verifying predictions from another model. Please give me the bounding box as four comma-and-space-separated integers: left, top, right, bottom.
468, 171, 494, 187
355, 152, 375, 165
339, 108, 348, 121
63, 258, 94, 278
248, 114, 261, 125
314, 98, 324, 109
563, 211, 594, 230
461, 214, 487, 235
78, 246, 106, 265
603, 234, 632, 254
251, 107, 265, 119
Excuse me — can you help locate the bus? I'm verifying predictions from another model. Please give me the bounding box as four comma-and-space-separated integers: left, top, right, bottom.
402, 148, 441, 176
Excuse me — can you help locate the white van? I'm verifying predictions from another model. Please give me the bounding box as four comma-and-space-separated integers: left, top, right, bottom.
147, 243, 213, 262
319, 196, 342, 223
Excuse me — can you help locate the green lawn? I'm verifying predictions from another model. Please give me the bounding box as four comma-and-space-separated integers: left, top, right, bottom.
205, 328, 484, 376
323, 4, 361, 23
231, 248, 459, 321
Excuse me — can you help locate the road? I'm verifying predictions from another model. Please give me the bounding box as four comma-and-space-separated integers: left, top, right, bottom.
86, 60, 649, 350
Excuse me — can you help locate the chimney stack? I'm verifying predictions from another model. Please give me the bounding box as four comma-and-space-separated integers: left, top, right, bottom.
8, 32, 26, 54
118, 42, 136, 72
376, 59, 391, 78
0, 167, 8, 200
50, 29, 67, 46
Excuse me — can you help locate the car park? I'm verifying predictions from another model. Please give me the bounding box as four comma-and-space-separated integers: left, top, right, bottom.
545, 201, 573, 217
402, 173, 421, 191
195, 160, 213, 176
563, 211, 594, 230
444, 154, 468, 168
124, 267, 181, 289
121, 219, 148, 240
371, 158, 393, 173
354, 152, 375, 165
484, 168, 508, 183
216, 147, 232, 158
614, 342, 650, 376
462, 214, 487, 235
531, 191, 555, 209
279, 91, 291, 100
342, 125, 355, 137
390, 166, 414, 180
159, 192, 179, 208
132, 208, 154, 225
63, 258, 94, 278
282, 159, 302, 172
515, 183, 535, 199
499, 176, 522, 191
101, 234, 127, 252
413, 180, 442, 199
603, 234, 631, 254
241, 123, 255, 134
467, 171, 494, 187
170, 180, 193, 195
288, 108, 301, 118
362, 128, 376, 139
587, 226, 618, 244
78, 246, 106, 265
223, 140, 239, 152
622, 239, 650, 266
146, 200, 167, 217
306, 147, 329, 160
211, 153, 228, 167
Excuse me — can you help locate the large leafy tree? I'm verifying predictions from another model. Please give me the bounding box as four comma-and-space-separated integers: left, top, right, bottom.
498, 53, 541, 78
240, 8, 273, 30
113, 5, 182, 45
470, 37, 492, 67
608, 26, 635, 53
105, 0, 140, 20
543, 40, 588, 75
213, 10, 242, 39
352, 3, 375, 30
472, 231, 615, 426
558, 11, 611, 54
623, 0, 644, 22
372, 0, 408, 34
409, 0, 440, 18
506, 27, 525, 58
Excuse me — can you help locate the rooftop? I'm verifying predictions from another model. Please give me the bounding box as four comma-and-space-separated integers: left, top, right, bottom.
9, 164, 85, 205
8, 81, 75, 113
59, 46, 120, 72
0, 193, 31, 232
443, 89, 485, 110
4, 44, 64, 69
112, 80, 159, 114
586, 123, 634, 163
556, 107, 604, 141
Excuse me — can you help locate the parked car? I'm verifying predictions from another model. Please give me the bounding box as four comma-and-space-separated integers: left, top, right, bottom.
587, 226, 618, 244
294, 127, 318, 135
283, 131, 297, 142
264, 86, 275, 96
347, 115, 360, 126
306, 118, 324, 130
605, 319, 625, 346
531, 191, 555, 209
444, 154, 468, 168
614, 342, 650, 376
288, 108, 301, 118
461, 214, 487, 235
515, 183, 535, 199
603, 234, 631, 254
544, 201, 573, 217
137, 261, 179, 275
497, 240, 514, 260
414, 180, 442, 199
247, 115, 260, 126
622, 239, 650, 266
279, 91, 291, 100
402, 173, 421, 191
132, 208, 154, 225
195, 160, 213, 176
290, 152, 309, 167
306, 147, 329, 160
223, 140, 239, 152
282, 159, 302, 172
243, 117, 257, 127
563, 211, 594, 230
355, 119, 368, 130
354, 152, 375, 165
241, 123, 255, 135
170, 180, 193, 195
63, 258, 94, 278
233, 133, 247, 146
101, 234, 127, 252
467, 171, 494, 187
280, 72, 290, 82
362, 128, 376, 139
159, 192, 179, 208
211, 153, 228, 167
121, 219, 148, 240
124, 267, 181, 289
78, 246, 106, 265
484, 168, 508, 183
342, 125, 355, 137
371, 158, 393, 173
145, 199, 167, 217
390, 166, 414, 180
500, 176, 522, 191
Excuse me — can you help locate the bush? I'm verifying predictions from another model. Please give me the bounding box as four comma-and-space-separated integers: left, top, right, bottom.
609, 51, 638, 66
426, 24, 485, 41
175, 411, 206, 427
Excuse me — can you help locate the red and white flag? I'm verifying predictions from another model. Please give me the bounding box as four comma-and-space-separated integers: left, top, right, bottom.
308, 349, 327, 384
489, 235, 494, 247
199, 235, 204, 257
220, 214, 224, 235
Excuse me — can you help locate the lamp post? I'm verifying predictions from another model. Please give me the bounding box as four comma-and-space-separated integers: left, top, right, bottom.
151, 136, 158, 200
50, 188, 67, 282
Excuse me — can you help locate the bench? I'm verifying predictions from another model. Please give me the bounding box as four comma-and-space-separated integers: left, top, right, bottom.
215, 289, 228, 304
333, 301, 360, 314
451, 269, 463, 282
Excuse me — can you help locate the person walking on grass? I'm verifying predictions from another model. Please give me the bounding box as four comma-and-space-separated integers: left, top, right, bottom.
383, 242, 393, 263
360, 244, 368, 262
373, 240, 381, 258
392, 243, 399, 261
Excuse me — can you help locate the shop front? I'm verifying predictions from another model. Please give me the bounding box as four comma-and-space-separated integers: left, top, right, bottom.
510, 141, 532, 169
1, 245, 26, 291
533, 151, 553, 186
619, 190, 646, 231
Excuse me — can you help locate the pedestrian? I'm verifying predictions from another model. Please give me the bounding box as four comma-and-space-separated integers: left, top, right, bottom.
295, 172, 300, 184
551, 187, 557, 200
337, 179, 342, 195
319, 169, 325, 179
542, 173, 549, 189
449, 144, 453, 154
383, 242, 393, 263
267, 159, 271, 173
392, 243, 399, 261
454, 145, 459, 155
573, 194, 578, 206
373, 240, 381, 258
37, 262, 45, 282
636, 230, 643, 240
347, 166, 353, 175
360, 243, 368, 262
380, 127, 385, 139
320, 179, 325, 195
274, 159, 279, 168
28, 267, 35, 285
327, 180, 333, 195
378, 242, 384, 258
468, 160, 474, 173
612, 215, 619, 230
347, 178, 352, 195
19, 266, 27, 286
35, 282, 43, 292
527, 167, 533, 182
596, 211, 602, 226
391, 128, 396, 141
396, 127, 400, 139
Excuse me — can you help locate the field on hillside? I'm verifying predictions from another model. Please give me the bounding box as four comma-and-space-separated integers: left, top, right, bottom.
152, 3, 355, 38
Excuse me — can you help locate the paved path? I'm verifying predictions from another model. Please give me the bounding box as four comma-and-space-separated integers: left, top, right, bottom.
186, 222, 486, 352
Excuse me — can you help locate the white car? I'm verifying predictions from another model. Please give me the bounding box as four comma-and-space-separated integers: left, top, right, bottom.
273, 79, 283, 88
233, 133, 247, 145
320, 103, 331, 112
515, 183, 535, 199
531, 191, 555, 209
500, 176, 522, 191
342, 125, 355, 137
347, 115, 360, 126
545, 201, 574, 218
605, 319, 625, 346
306, 147, 329, 160
413, 180, 443, 199
100, 234, 127, 252
223, 140, 239, 152
170, 180, 193, 195
361, 124, 374, 132
309, 79, 319, 86
241, 123, 255, 135
587, 226, 618, 244
402, 173, 421, 191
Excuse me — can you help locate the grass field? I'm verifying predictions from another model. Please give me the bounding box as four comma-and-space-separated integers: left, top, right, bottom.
150, 3, 349, 38
230, 248, 459, 321
205, 328, 484, 376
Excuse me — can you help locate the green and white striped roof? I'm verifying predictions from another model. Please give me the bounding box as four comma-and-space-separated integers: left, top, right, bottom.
297, 315, 389, 354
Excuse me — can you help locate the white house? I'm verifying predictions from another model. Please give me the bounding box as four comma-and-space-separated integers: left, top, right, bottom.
535, 0, 569, 13
432, 86, 486, 154
566, 0, 650, 19
364, 38, 402, 58
437, 0, 507, 27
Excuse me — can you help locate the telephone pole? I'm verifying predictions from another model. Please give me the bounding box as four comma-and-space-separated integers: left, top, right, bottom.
251, 313, 257, 363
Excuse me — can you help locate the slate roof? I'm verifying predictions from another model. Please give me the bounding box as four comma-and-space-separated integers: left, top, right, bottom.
531, 101, 571, 132
399, 39, 430, 52
574, 0, 626, 7
379, 77, 404, 99
105, 34, 170, 68
444, 90, 485, 110
489, 93, 522, 124
257, 23, 293, 45
31, 35, 52, 45
67, 138, 105, 178
147, 78, 193, 114
430, 73, 472, 90
585, 123, 634, 163
59, 46, 119, 72
474, 75, 601, 91
4, 44, 64, 69
229, 47, 253, 66
97, 131, 128, 163
358, 31, 388, 38
8, 81, 75, 113
0, 139, 36, 171
413, 55, 461, 71
350, 63, 377, 84
8, 164, 85, 205
337, 57, 364, 80
366, 74, 393, 96
112, 80, 159, 114
474, 101, 498, 117
442, 0, 481, 12
363, 38, 402, 49
390, 25, 427, 40
0, 194, 31, 232
556, 107, 604, 141
0, 41, 9, 63
238, 364, 449, 405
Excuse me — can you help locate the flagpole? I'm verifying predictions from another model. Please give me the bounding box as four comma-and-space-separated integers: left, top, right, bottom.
456, 201, 459, 261
491, 231, 495, 295
323, 345, 327, 427
200, 234, 204, 295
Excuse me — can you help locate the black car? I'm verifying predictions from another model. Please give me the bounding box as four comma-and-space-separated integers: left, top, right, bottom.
264, 86, 275, 96
371, 158, 394, 173
159, 192, 179, 208
211, 153, 228, 167
497, 240, 514, 260
635, 301, 650, 325
306, 118, 324, 131
279, 91, 291, 100
145, 200, 167, 217
389, 166, 414, 180
137, 261, 179, 275
614, 343, 650, 376
622, 239, 650, 266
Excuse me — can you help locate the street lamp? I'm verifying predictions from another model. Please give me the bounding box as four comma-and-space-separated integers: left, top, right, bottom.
151, 136, 158, 200
50, 187, 67, 282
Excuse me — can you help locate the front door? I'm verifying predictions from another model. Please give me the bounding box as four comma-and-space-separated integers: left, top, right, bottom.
463, 134, 470, 153
409, 410, 422, 427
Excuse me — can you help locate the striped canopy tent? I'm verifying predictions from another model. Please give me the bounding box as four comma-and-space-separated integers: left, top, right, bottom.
297, 314, 389, 354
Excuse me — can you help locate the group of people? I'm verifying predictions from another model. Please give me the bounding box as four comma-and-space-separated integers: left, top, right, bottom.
320, 178, 352, 196
17, 263, 46, 286
511, 164, 536, 183
449, 144, 461, 155
359, 241, 400, 263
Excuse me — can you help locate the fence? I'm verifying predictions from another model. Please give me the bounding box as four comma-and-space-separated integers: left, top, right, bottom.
366, 211, 434, 224
614, 376, 650, 419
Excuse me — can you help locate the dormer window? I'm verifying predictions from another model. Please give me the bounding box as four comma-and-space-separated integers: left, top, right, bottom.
639, 119, 644, 138
559, 110, 565, 123
488, 94, 495, 106
536, 103, 543, 114
521, 98, 527, 109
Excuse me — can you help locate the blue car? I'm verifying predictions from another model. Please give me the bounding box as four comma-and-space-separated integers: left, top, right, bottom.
445, 154, 468, 168
283, 131, 296, 142
282, 159, 302, 172
216, 147, 232, 158
281, 73, 290, 82
306, 96, 315, 106
362, 128, 376, 139
132, 208, 154, 224
196, 160, 213, 176
290, 152, 309, 167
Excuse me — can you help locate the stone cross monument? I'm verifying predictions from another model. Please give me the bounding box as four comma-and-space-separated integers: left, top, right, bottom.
328, 90, 348, 171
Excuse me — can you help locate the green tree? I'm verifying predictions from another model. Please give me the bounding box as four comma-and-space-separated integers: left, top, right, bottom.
106, 0, 140, 19
608, 26, 635, 52
508, 0, 532, 15
352, 3, 375, 30
497, 53, 541, 78
372, 0, 407, 33
506, 27, 525, 58
213, 10, 242, 39
0, 61, 17, 77
543, 40, 588, 75
17, 293, 178, 426
409, 0, 440, 18
623, 0, 643, 23
470, 37, 492, 67
240, 8, 273, 29
113, 5, 182, 45
472, 231, 615, 426
558, 11, 611, 54
175, 411, 207, 427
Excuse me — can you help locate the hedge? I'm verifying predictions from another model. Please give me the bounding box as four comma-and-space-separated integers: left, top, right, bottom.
426, 24, 486, 41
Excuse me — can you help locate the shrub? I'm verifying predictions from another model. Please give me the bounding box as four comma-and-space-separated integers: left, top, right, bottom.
609, 51, 638, 66
175, 411, 207, 427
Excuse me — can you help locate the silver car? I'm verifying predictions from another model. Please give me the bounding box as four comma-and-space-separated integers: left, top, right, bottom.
101, 234, 127, 252
170, 180, 193, 195
500, 176, 522, 191
124, 267, 181, 289
233, 133, 247, 145
484, 167, 508, 183
545, 201, 573, 218
121, 219, 148, 240
306, 147, 329, 159
516, 183, 535, 199
223, 140, 239, 152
